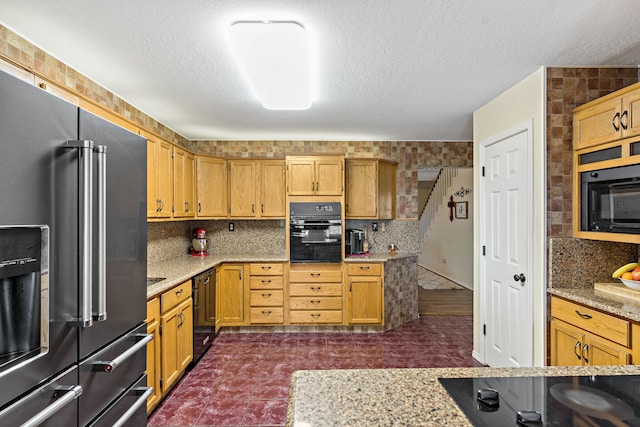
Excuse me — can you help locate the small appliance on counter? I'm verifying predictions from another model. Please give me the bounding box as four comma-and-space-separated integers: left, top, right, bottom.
346, 229, 365, 255
190, 227, 209, 256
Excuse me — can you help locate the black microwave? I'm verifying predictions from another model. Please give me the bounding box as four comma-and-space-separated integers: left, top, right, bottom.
581, 164, 640, 234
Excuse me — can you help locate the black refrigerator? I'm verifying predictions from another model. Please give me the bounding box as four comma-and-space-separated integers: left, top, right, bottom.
0, 69, 150, 426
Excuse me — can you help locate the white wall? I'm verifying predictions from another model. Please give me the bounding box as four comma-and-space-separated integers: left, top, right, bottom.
419, 168, 473, 289
472, 67, 547, 366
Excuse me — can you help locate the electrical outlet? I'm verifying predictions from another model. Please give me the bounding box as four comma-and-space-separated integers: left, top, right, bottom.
372, 222, 378, 232
380, 222, 386, 232
229, 222, 234, 231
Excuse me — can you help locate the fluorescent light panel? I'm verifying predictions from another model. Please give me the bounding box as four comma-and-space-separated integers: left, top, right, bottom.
229, 21, 312, 110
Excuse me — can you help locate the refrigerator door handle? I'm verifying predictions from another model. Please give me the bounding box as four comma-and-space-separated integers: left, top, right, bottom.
92, 333, 152, 372
65, 140, 94, 328
17, 385, 82, 427
94, 145, 107, 322
111, 387, 153, 427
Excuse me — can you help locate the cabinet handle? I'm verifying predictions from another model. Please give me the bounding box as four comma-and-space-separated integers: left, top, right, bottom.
261, 266, 272, 270
310, 300, 321, 304
175, 289, 183, 296
574, 341, 582, 360
359, 266, 370, 270
261, 279, 272, 284
621, 110, 629, 130
261, 203, 264, 213
198, 202, 201, 213
252, 203, 255, 213
582, 344, 589, 364
311, 313, 321, 318
612, 112, 621, 131
310, 273, 321, 278
261, 293, 272, 298
575, 310, 592, 319
349, 281, 352, 292
311, 286, 321, 291
185, 201, 190, 212
261, 310, 272, 315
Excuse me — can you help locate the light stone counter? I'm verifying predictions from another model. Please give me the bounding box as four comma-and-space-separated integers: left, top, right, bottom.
286, 365, 640, 426
548, 287, 640, 322
343, 252, 415, 262
147, 253, 287, 298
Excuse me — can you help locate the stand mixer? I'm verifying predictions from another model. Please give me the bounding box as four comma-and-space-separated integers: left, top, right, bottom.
190, 227, 209, 256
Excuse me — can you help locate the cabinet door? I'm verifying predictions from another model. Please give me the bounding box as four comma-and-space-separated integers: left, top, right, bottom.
287, 159, 315, 195
229, 160, 257, 217
259, 160, 286, 217
160, 304, 180, 392
347, 276, 382, 324
156, 139, 174, 217
622, 90, 640, 139
549, 320, 583, 366
173, 147, 194, 217
146, 139, 159, 218
184, 151, 195, 217
218, 264, 246, 325
177, 299, 193, 372
196, 156, 228, 218
315, 158, 343, 195
584, 334, 630, 366
574, 97, 622, 149
346, 161, 377, 217
146, 317, 161, 412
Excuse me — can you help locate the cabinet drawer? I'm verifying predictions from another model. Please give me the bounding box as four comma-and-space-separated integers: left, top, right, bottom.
289, 310, 343, 324
146, 297, 160, 322
250, 276, 284, 290
160, 281, 192, 313
289, 283, 343, 297
290, 269, 342, 283
551, 297, 630, 347
289, 296, 343, 310
250, 307, 284, 324
346, 263, 381, 276
250, 263, 284, 276
250, 290, 284, 306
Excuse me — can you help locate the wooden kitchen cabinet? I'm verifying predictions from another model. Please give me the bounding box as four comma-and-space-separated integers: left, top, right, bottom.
549, 296, 631, 366
145, 298, 161, 413
286, 155, 344, 196
229, 159, 286, 218
146, 134, 174, 219
289, 263, 343, 324
218, 264, 248, 326
196, 156, 228, 218
259, 160, 286, 217
249, 262, 286, 324
173, 146, 195, 218
574, 82, 640, 150
345, 263, 384, 325
345, 159, 396, 219
229, 159, 257, 217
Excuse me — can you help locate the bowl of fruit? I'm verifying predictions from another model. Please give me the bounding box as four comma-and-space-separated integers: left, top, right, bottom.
612, 262, 640, 290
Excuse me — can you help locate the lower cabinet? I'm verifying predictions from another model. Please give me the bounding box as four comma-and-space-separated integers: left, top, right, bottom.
345, 263, 384, 325
146, 280, 193, 413
218, 264, 248, 326
289, 264, 343, 324
549, 296, 631, 366
249, 262, 286, 325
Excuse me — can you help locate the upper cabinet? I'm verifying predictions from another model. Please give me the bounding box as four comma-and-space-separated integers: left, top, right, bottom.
574, 82, 640, 150
345, 159, 396, 219
229, 159, 286, 218
173, 147, 195, 218
196, 156, 228, 218
286, 155, 344, 196
259, 160, 286, 217
146, 134, 174, 219
229, 159, 257, 217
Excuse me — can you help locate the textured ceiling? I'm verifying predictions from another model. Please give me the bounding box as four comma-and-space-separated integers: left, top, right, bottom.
1, 0, 640, 141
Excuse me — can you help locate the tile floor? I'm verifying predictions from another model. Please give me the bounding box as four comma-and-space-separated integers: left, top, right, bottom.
147, 315, 479, 427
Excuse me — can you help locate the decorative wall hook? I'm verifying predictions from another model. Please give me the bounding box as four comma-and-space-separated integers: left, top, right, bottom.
454, 186, 472, 198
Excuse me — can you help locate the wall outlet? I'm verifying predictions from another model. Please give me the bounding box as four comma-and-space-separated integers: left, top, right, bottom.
371, 222, 378, 232
229, 222, 234, 231
380, 222, 386, 232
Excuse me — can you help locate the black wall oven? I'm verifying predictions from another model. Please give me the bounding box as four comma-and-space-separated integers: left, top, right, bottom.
581, 164, 640, 233
289, 202, 342, 263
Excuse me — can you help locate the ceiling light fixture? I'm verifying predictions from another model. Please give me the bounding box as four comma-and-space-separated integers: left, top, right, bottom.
228, 20, 312, 110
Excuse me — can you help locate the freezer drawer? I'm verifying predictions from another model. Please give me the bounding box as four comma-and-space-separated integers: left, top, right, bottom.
79, 323, 150, 426
86, 375, 151, 427
0, 366, 80, 426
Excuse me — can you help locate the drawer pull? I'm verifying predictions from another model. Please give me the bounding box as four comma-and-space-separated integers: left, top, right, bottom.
261, 310, 272, 315
175, 289, 183, 296
261, 293, 272, 298
261, 279, 272, 284
311, 286, 321, 291
575, 310, 592, 319
311, 313, 321, 318
574, 341, 582, 360
359, 266, 370, 270
310, 273, 321, 277
261, 266, 272, 270
310, 300, 321, 304
582, 344, 589, 364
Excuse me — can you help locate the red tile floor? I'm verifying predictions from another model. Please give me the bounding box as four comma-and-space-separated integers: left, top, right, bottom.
147, 315, 480, 426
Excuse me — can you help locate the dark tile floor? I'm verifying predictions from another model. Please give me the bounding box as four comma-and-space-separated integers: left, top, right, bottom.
148, 315, 479, 427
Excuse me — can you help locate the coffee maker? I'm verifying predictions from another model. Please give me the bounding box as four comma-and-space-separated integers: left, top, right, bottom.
190, 227, 209, 256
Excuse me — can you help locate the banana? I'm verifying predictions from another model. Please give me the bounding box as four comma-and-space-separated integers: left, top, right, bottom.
612, 262, 640, 279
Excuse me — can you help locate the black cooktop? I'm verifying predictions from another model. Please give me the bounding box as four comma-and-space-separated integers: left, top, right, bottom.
439, 375, 640, 426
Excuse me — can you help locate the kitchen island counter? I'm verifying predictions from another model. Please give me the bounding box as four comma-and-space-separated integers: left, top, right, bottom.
286, 365, 640, 426
548, 286, 640, 323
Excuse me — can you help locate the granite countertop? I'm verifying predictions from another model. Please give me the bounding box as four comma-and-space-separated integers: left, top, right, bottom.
286, 365, 640, 426
147, 252, 419, 298
548, 286, 640, 322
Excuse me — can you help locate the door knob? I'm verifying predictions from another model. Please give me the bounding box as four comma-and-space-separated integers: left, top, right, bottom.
514, 273, 526, 283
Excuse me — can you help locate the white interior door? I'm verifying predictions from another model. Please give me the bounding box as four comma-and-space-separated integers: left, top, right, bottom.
480, 121, 533, 368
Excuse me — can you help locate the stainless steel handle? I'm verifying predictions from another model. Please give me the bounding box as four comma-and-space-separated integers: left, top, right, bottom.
582, 344, 589, 364
95, 145, 107, 322
19, 385, 83, 427
574, 341, 582, 360
92, 333, 152, 372
575, 310, 592, 319
66, 140, 94, 327
111, 387, 153, 427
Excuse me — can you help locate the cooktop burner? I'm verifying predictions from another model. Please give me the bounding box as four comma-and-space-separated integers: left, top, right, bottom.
439, 375, 640, 426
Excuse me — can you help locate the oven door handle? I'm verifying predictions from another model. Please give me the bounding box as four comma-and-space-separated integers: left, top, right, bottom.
19, 385, 83, 427
92, 333, 152, 372
111, 387, 153, 427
